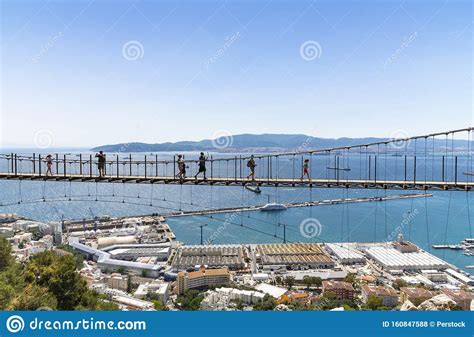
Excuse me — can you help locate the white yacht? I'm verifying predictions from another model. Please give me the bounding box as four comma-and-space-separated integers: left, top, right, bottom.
260, 202, 287, 211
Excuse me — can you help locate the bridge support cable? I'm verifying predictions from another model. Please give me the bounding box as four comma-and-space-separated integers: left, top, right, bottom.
424, 190, 430, 252
340, 188, 345, 243
443, 191, 452, 259
467, 192, 472, 239
373, 188, 379, 244
150, 183, 154, 207
408, 192, 415, 242
122, 182, 125, 204
469, 129, 473, 182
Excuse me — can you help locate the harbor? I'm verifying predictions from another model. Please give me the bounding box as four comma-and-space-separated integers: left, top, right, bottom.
433, 238, 474, 256
166, 193, 432, 217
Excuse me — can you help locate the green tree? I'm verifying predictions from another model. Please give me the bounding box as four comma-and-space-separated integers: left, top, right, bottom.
10, 284, 57, 310
76, 289, 119, 311
0, 280, 15, 309
365, 295, 383, 310
302, 276, 322, 290
314, 277, 322, 288
152, 300, 164, 310
126, 275, 133, 293
253, 294, 276, 311
344, 273, 356, 284
284, 276, 295, 289
303, 275, 313, 289
0, 238, 13, 271
0, 240, 117, 311
176, 290, 205, 311
25, 251, 89, 310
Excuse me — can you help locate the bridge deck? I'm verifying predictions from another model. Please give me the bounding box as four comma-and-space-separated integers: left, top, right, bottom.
0, 172, 471, 190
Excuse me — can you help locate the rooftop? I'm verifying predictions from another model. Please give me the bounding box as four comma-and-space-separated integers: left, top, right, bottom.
178, 267, 229, 279
322, 280, 354, 292
361, 284, 397, 297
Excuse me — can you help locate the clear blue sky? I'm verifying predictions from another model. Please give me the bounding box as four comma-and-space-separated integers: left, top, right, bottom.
0, 0, 472, 147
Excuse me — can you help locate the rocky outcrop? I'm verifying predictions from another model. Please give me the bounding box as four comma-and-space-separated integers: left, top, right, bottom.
400, 300, 418, 311
274, 304, 291, 311
418, 294, 456, 311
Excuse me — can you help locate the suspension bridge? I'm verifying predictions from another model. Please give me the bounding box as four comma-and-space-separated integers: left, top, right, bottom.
1, 127, 473, 191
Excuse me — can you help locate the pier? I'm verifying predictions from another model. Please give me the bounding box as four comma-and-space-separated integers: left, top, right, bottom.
166, 193, 432, 217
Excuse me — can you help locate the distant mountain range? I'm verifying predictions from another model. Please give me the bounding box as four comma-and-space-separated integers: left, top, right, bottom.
91, 133, 473, 153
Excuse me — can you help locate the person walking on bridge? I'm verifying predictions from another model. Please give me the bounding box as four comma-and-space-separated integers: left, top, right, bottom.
246, 155, 256, 180
176, 154, 186, 180
95, 151, 106, 177
195, 152, 208, 180
301, 158, 311, 181
45, 154, 53, 176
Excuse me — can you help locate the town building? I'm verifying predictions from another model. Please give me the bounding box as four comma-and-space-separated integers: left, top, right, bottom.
325, 243, 365, 264
278, 291, 311, 305
176, 266, 230, 295
111, 295, 154, 310
445, 269, 474, 286
365, 245, 448, 271
172, 245, 247, 271
322, 281, 355, 300
134, 282, 170, 304
200, 287, 265, 310
400, 287, 437, 305
107, 274, 128, 291
361, 285, 398, 307
256, 243, 335, 270
393, 234, 419, 253
441, 288, 474, 310
254, 283, 288, 299
68, 237, 164, 277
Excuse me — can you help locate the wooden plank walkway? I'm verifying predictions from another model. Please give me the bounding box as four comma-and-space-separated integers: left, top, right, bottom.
0, 172, 472, 191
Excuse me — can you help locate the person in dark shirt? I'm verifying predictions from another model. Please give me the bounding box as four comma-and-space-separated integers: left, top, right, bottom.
95, 151, 106, 177
195, 152, 208, 180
